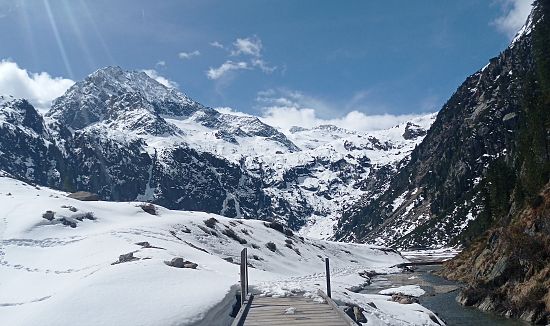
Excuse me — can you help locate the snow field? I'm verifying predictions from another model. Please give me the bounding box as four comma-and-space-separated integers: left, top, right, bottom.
0, 175, 443, 325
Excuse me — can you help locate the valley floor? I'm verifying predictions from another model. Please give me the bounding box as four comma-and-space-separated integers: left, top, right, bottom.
0, 174, 442, 325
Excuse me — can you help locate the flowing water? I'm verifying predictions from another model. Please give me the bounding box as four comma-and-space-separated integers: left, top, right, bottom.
363, 265, 527, 326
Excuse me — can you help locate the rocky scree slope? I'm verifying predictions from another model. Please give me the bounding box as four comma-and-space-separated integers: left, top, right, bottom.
0, 68, 433, 233
441, 184, 550, 324
334, 1, 542, 249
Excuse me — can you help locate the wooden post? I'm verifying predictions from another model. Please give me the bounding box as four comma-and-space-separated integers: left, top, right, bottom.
325, 257, 331, 298
245, 251, 249, 296
240, 248, 248, 305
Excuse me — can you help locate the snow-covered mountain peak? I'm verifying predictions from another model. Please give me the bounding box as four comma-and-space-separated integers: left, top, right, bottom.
43, 66, 299, 153
510, 2, 537, 48
46, 66, 204, 129
315, 124, 353, 133
0, 96, 46, 136
86, 66, 187, 102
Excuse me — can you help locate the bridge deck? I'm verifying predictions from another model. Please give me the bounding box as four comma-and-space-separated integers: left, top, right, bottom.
241, 295, 353, 326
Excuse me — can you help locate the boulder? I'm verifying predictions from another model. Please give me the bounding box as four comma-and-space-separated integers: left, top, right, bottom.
140, 203, 157, 215
353, 306, 368, 323
111, 252, 139, 265
344, 304, 368, 323
391, 293, 418, 304
67, 191, 100, 201
166, 257, 198, 269
169, 257, 185, 268
42, 210, 55, 221
118, 252, 136, 263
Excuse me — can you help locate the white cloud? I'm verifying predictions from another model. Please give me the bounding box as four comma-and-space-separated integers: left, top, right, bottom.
206, 61, 249, 80
206, 36, 276, 81
209, 41, 225, 49
141, 69, 178, 88
0, 60, 74, 111
492, 0, 533, 38
215, 107, 254, 117
251, 58, 277, 74
155, 60, 166, 67
257, 89, 334, 117
231, 37, 262, 57
178, 50, 200, 60
254, 88, 431, 132
260, 107, 425, 132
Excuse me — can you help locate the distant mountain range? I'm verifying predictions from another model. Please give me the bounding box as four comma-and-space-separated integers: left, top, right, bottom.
0, 67, 433, 239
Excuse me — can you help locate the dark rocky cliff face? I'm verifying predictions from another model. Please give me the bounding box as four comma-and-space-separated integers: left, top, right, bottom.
334, 1, 544, 249
440, 1, 550, 323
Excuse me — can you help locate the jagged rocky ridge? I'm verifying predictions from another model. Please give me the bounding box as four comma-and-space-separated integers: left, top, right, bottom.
334, 0, 544, 249
0, 68, 433, 232
438, 1, 550, 323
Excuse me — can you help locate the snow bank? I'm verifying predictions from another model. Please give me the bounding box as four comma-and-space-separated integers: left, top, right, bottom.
379, 285, 426, 297
0, 174, 442, 325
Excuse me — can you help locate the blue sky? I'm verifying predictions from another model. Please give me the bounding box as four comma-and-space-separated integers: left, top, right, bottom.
0, 0, 532, 130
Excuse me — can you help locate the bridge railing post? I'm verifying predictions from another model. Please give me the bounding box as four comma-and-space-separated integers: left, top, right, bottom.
240, 248, 248, 305
325, 257, 331, 298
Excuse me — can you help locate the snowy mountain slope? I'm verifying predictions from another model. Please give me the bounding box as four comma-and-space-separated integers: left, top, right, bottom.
0, 96, 65, 187
0, 174, 442, 326
0, 93, 277, 220
247, 114, 435, 238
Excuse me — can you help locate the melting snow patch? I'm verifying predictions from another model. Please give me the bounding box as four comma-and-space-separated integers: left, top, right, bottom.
379, 285, 426, 297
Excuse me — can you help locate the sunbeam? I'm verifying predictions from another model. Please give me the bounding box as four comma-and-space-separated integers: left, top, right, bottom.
78, 0, 115, 65
59, 0, 95, 71
16, 0, 38, 68
43, 0, 73, 79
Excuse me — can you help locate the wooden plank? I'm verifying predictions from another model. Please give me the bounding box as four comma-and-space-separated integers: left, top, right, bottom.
246, 310, 337, 316
246, 316, 345, 322
249, 304, 328, 308
246, 311, 342, 317
241, 292, 354, 326
244, 320, 346, 325
250, 300, 318, 304
251, 300, 318, 305
245, 319, 346, 324
248, 309, 334, 315
250, 304, 327, 308
252, 297, 315, 302
244, 320, 346, 326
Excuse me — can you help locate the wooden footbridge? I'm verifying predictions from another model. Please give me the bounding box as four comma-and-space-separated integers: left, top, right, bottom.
231, 249, 356, 326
